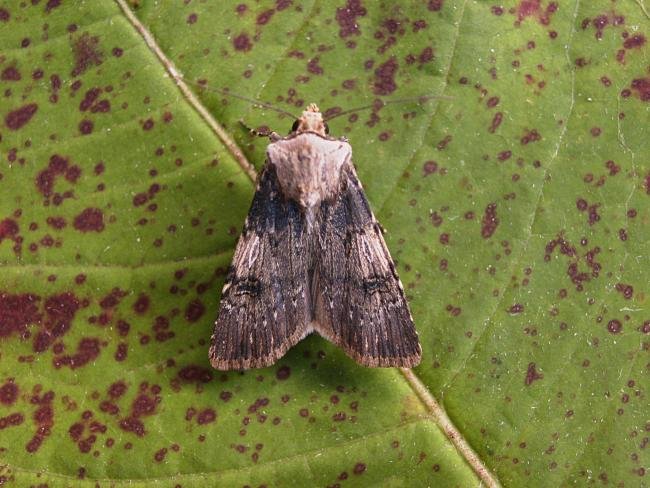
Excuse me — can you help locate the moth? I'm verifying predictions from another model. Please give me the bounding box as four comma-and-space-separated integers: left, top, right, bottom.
209, 103, 421, 370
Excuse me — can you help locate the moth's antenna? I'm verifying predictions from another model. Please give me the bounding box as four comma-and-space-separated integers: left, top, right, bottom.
182, 77, 299, 119
323, 95, 452, 121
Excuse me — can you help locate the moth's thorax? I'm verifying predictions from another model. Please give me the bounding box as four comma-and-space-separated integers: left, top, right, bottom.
293, 103, 327, 136
267, 133, 351, 213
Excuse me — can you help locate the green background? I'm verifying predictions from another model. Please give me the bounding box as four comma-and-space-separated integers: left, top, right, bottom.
0, 1, 648, 486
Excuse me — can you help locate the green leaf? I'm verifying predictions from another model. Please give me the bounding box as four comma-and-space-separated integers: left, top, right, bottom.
0, 1, 648, 486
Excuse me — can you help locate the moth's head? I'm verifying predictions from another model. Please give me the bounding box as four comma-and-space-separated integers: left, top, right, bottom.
291, 103, 329, 137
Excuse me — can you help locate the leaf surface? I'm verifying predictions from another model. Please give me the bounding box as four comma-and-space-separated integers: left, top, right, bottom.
0, 1, 648, 486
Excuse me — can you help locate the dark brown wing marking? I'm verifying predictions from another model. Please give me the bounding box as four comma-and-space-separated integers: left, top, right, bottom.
313, 163, 422, 367
209, 164, 311, 370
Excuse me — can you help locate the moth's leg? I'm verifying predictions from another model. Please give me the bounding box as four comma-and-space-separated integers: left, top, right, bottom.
238, 119, 273, 138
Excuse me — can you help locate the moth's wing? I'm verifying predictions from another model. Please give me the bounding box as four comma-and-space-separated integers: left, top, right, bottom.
314, 163, 421, 368
210, 164, 311, 370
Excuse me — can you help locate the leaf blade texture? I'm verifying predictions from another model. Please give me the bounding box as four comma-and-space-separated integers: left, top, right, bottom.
0, 1, 648, 486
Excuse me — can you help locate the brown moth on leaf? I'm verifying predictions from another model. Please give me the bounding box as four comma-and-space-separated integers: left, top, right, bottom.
210, 104, 421, 370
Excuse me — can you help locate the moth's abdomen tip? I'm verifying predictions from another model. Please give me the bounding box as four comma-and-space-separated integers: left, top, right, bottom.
306, 103, 320, 113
